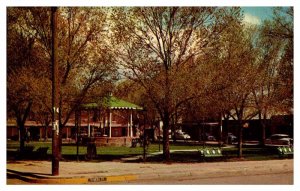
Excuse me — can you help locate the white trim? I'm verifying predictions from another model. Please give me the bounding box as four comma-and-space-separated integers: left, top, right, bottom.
130, 110, 133, 137
109, 110, 112, 138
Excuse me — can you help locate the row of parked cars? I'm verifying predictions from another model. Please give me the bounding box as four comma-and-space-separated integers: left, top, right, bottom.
81, 129, 293, 146
160, 130, 293, 146
265, 134, 293, 146
218, 133, 293, 146
226, 133, 293, 146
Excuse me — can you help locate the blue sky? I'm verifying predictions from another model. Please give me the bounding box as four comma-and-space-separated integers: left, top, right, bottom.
241, 7, 275, 25
242, 7, 274, 20
241, 7, 293, 25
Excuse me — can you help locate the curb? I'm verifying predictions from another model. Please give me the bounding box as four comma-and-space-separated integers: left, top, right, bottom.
7, 170, 137, 184
88, 174, 137, 183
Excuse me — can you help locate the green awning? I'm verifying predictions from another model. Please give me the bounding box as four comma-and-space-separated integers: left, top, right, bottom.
108, 96, 143, 110
81, 96, 143, 110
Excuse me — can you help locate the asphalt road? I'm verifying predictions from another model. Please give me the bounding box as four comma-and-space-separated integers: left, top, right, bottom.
7, 172, 293, 185
92, 159, 293, 185
122, 172, 293, 184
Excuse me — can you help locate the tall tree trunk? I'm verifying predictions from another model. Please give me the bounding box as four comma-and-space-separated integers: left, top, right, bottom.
16, 101, 32, 152
44, 125, 48, 141
58, 98, 63, 159
237, 120, 243, 158
262, 112, 267, 146
223, 117, 229, 144
162, 113, 170, 161
58, 125, 63, 159
261, 122, 266, 146
258, 111, 267, 147
19, 123, 25, 152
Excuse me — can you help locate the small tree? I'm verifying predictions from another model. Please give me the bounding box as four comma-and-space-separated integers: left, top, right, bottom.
7, 8, 39, 151
260, 7, 293, 113
252, 7, 293, 145
206, 14, 258, 157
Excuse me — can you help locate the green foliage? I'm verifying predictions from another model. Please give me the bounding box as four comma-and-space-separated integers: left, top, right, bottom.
7, 141, 285, 161
7, 7, 293, 161
7, 141, 201, 155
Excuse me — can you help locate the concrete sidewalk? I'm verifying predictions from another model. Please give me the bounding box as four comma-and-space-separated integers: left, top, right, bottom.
7, 161, 138, 184
7, 159, 293, 184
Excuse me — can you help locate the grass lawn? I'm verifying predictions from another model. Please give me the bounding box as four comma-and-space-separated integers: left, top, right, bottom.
7, 140, 289, 162
7, 141, 201, 155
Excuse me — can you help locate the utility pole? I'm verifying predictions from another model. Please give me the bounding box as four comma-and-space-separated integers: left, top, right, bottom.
51, 7, 59, 176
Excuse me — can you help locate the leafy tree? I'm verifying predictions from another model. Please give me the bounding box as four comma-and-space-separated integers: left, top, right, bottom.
202, 11, 259, 157
252, 7, 293, 145
7, 7, 117, 153
7, 8, 40, 151
251, 28, 282, 146
7, 68, 34, 151
31, 76, 52, 141
111, 7, 242, 160
261, 7, 293, 113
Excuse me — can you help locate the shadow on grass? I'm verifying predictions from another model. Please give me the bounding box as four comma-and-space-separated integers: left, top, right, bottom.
7, 150, 141, 162
124, 147, 293, 163
7, 144, 293, 163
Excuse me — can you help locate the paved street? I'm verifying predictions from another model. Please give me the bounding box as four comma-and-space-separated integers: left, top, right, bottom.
123, 172, 293, 184
7, 159, 293, 185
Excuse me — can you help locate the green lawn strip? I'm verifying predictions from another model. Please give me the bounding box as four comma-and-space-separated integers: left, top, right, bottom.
7, 141, 280, 161
169, 144, 202, 150
7, 142, 201, 155
7, 141, 52, 151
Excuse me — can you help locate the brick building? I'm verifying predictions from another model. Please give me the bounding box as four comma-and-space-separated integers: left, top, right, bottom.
7, 96, 144, 146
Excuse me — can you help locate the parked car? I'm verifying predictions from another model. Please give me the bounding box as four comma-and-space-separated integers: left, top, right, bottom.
158, 130, 191, 140
205, 133, 216, 141
227, 133, 237, 144
265, 134, 293, 146
174, 131, 191, 140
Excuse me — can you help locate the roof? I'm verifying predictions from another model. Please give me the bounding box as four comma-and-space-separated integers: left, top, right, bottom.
108, 96, 143, 110
81, 96, 143, 110
7, 120, 43, 127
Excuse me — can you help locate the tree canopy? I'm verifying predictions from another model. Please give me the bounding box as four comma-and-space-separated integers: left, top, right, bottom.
7, 7, 293, 159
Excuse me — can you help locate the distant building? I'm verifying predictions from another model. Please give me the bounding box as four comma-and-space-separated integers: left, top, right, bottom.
7, 96, 144, 146
179, 114, 293, 142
